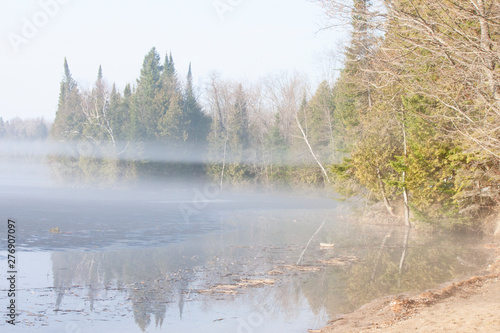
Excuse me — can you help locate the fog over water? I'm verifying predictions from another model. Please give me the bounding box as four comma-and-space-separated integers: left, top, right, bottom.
0, 139, 315, 166
1, 0, 498, 330
0, 141, 491, 332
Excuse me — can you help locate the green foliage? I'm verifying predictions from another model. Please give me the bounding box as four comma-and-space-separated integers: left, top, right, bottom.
184, 64, 210, 144
331, 71, 360, 151
299, 81, 337, 163
265, 113, 288, 165
329, 158, 365, 198
48, 49, 214, 184
42, 22, 498, 233
207, 83, 252, 185
321, 0, 498, 229
51, 58, 85, 140
131, 47, 163, 140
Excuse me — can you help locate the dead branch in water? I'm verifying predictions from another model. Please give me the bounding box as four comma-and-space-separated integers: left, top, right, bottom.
297, 220, 326, 265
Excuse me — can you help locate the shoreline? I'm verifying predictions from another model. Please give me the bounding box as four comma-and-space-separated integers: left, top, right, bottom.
316, 239, 500, 333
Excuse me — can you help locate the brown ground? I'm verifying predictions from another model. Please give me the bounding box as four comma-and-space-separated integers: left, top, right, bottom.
318, 242, 500, 333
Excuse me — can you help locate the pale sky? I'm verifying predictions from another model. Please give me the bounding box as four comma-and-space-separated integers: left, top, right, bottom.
0, 0, 343, 121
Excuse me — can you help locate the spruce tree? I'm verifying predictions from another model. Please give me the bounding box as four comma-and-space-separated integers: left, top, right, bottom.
157, 52, 186, 143
131, 48, 163, 140
108, 84, 123, 139
332, 0, 375, 149
305, 81, 336, 162
51, 58, 84, 140
228, 84, 249, 151
183, 63, 210, 144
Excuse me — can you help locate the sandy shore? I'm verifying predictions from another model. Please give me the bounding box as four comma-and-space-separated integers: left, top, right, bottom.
317, 241, 500, 333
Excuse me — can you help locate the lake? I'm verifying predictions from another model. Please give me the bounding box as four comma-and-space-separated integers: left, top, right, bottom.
0, 183, 490, 332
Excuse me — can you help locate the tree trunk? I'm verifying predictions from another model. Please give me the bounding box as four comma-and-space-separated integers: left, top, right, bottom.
401, 112, 411, 228
377, 167, 396, 216
475, 0, 498, 99
371, 227, 394, 282
220, 137, 227, 191
399, 226, 410, 275
295, 115, 331, 184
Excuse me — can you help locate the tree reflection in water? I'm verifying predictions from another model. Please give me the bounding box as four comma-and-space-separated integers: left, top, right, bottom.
49, 214, 488, 331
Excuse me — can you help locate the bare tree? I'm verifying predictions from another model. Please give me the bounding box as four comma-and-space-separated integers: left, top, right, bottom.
294, 114, 331, 183
80, 85, 116, 148
375, 0, 500, 160
261, 73, 310, 146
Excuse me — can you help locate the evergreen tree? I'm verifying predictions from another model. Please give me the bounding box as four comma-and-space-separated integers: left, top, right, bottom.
262, 112, 289, 184
51, 58, 84, 140
108, 83, 131, 141
131, 48, 163, 140
331, 0, 375, 149
163, 52, 176, 86
82, 65, 110, 142
222, 84, 250, 182
157, 52, 186, 143
307, 81, 336, 161
108, 84, 120, 132
227, 84, 249, 152
32, 118, 49, 140
184, 63, 210, 144
295, 81, 336, 165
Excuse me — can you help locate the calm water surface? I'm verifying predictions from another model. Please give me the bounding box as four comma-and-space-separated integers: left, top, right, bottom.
0, 185, 490, 332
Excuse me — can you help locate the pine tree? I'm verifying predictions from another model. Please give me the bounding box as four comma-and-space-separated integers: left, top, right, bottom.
227, 84, 249, 152
331, 0, 375, 149
32, 118, 49, 140
260, 112, 289, 184
163, 52, 176, 86
130, 48, 163, 140
305, 81, 336, 162
109, 83, 132, 141
51, 58, 84, 140
183, 63, 210, 144
108, 83, 120, 131
221, 84, 250, 181
157, 52, 186, 143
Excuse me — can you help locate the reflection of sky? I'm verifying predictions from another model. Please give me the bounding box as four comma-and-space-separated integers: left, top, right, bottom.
0, 251, 53, 295
0, 200, 490, 332
0, 289, 327, 333
0, 252, 328, 333
0, 207, 340, 332
19, 251, 53, 289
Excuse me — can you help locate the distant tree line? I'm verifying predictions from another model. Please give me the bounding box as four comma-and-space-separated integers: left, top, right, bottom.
49, 48, 212, 183
47, 0, 500, 231
0, 117, 49, 141
49, 48, 340, 187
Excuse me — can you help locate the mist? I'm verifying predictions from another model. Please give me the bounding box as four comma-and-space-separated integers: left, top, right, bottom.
2, 0, 498, 330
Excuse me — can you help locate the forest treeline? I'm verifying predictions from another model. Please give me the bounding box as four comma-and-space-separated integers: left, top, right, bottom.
48, 48, 340, 187
9, 0, 498, 229
0, 117, 49, 141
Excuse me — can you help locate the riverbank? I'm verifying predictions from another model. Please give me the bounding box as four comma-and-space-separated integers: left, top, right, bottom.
317, 240, 500, 332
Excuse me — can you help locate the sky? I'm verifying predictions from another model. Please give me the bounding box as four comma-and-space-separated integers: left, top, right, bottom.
0, 0, 344, 121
